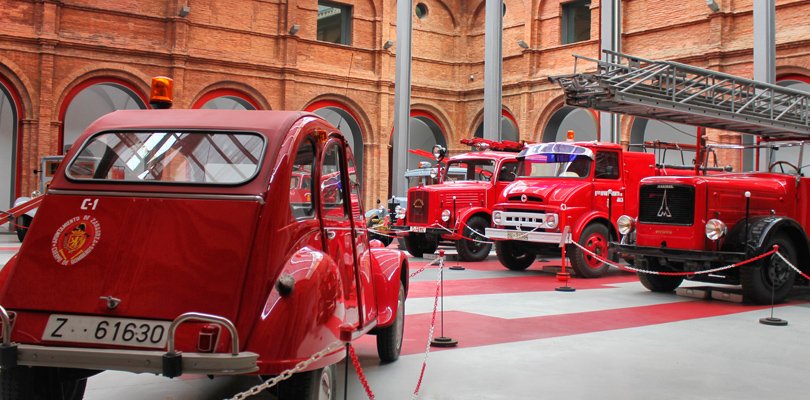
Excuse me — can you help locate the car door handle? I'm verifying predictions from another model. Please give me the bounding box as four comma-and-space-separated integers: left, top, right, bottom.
326, 230, 336, 240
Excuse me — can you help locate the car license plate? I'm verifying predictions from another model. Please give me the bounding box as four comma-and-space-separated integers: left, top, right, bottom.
410, 226, 427, 233
507, 231, 529, 240
43, 314, 171, 349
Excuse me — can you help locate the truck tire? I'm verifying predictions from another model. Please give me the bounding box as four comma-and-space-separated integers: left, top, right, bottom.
569, 223, 610, 278
496, 241, 535, 271
277, 364, 336, 400
404, 234, 438, 258
455, 216, 492, 262
741, 235, 797, 304
15, 215, 32, 243
637, 259, 684, 292
1, 366, 87, 400
376, 283, 405, 362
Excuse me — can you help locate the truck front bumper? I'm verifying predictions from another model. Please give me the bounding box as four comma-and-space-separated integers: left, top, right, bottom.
610, 242, 747, 264
486, 228, 571, 245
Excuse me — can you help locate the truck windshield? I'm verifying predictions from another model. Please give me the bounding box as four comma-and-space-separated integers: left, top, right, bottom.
66, 131, 265, 184
518, 154, 593, 178
445, 159, 496, 182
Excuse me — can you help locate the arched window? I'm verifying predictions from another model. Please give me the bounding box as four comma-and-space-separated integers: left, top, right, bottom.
474, 111, 519, 142
193, 89, 259, 110
542, 106, 596, 142
61, 80, 147, 153
408, 112, 448, 170
0, 77, 20, 223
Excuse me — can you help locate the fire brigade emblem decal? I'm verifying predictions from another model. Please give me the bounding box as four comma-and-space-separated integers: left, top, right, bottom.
657, 190, 672, 218
413, 199, 424, 209
521, 194, 527, 203
51, 215, 101, 266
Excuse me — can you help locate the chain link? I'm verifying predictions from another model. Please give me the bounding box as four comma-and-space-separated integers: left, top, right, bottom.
774, 251, 810, 280
226, 340, 344, 400
412, 256, 443, 399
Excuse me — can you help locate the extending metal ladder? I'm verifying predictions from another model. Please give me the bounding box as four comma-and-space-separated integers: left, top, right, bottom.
549, 51, 810, 139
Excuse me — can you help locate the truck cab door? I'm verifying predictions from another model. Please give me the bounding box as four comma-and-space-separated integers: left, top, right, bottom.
493, 161, 518, 205
593, 150, 624, 218
318, 137, 363, 329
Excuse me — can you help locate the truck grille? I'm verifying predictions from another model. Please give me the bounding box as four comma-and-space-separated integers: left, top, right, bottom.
409, 191, 429, 224
638, 184, 694, 225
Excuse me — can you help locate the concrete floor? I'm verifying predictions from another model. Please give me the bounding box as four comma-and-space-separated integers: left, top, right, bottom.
1, 232, 809, 400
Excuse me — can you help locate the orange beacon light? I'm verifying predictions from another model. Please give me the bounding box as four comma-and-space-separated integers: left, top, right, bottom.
149, 76, 173, 109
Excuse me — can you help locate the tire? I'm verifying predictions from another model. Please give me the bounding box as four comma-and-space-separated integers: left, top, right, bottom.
1, 366, 87, 400
637, 259, 684, 292
403, 234, 438, 258
741, 235, 797, 304
376, 283, 405, 363
496, 241, 535, 271
455, 216, 492, 262
569, 223, 610, 278
276, 364, 336, 400
15, 215, 31, 243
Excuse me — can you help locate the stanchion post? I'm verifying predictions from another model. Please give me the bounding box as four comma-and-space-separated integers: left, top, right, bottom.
555, 205, 575, 292
760, 244, 788, 326
449, 196, 466, 270
431, 250, 458, 347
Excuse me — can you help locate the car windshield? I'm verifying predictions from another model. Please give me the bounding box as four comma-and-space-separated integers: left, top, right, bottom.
67, 131, 265, 184
445, 159, 496, 182
517, 143, 594, 178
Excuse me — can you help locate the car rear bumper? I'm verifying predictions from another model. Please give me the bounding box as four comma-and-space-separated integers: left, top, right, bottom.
610, 242, 746, 264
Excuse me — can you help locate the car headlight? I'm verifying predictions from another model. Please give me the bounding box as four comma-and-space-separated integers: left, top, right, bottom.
441, 209, 452, 222
492, 211, 502, 225
395, 206, 406, 220
545, 213, 558, 229
617, 215, 635, 235
705, 219, 727, 241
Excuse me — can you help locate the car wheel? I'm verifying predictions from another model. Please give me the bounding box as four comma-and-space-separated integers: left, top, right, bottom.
495, 241, 535, 271
277, 364, 336, 400
637, 259, 684, 292
376, 283, 405, 362
741, 234, 797, 304
15, 215, 32, 243
404, 234, 426, 258
1, 367, 88, 400
455, 216, 492, 262
569, 223, 610, 278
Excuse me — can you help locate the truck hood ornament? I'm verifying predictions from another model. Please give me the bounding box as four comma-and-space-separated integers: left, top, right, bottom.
657, 190, 672, 218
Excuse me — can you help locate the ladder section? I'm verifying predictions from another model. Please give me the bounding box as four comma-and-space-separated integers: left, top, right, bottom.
549, 51, 810, 139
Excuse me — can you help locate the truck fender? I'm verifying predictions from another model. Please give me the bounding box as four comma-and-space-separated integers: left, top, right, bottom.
370, 248, 409, 329
456, 207, 490, 232
245, 248, 346, 375
570, 211, 615, 243
724, 216, 810, 274
12, 197, 37, 218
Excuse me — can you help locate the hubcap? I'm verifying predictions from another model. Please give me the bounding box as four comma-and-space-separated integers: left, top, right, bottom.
767, 254, 791, 287
584, 233, 607, 269
318, 368, 333, 400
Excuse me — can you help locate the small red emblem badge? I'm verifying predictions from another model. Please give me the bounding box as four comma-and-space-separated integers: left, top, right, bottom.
51, 216, 101, 266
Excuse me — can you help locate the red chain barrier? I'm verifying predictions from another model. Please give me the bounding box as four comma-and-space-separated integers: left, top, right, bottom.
348, 344, 375, 400
412, 261, 443, 398
774, 251, 810, 280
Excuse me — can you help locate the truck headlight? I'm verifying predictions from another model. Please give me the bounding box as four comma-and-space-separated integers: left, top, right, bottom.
492, 211, 502, 225
441, 209, 452, 222
705, 219, 727, 241
545, 213, 558, 229
395, 206, 406, 220
617, 215, 635, 235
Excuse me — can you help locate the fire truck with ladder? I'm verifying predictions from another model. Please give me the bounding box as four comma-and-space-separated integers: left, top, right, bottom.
555, 51, 810, 304
396, 138, 525, 260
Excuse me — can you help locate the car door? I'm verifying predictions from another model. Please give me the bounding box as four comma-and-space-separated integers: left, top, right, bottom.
319, 137, 362, 328
346, 148, 378, 325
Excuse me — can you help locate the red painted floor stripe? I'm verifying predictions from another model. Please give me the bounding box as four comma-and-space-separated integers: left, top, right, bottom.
0, 247, 19, 251
407, 274, 638, 298
354, 300, 776, 357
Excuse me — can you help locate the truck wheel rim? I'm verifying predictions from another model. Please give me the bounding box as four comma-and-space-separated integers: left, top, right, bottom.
584, 233, 607, 269
767, 254, 791, 287
318, 367, 333, 400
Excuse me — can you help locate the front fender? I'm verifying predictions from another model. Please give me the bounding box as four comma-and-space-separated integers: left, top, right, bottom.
571, 211, 614, 242
246, 247, 345, 375
370, 248, 408, 328
456, 207, 490, 231
724, 216, 810, 270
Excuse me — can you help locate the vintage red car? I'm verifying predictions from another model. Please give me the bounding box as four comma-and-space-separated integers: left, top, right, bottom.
0, 104, 408, 399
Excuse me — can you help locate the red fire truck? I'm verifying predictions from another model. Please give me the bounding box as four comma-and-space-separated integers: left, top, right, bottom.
397, 139, 524, 261
485, 139, 678, 277
554, 51, 810, 304
0, 78, 408, 400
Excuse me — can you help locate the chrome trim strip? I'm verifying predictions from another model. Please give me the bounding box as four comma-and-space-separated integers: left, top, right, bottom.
167, 312, 240, 356
47, 189, 265, 205
486, 228, 571, 244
